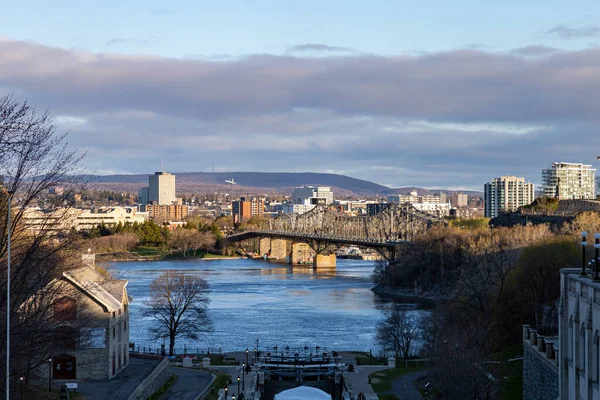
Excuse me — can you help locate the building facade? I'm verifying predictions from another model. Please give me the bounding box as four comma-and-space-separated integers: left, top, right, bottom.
451, 192, 468, 208
35, 255, 131, 381
542, 162, 596, 200
484, 176, 534, 218
148, 172, 177, 205
232, 197, 265, 223
292, 186, 333, 206
558, 265, 600, 399
145, 204, 189, 221
387, 191, 452, 217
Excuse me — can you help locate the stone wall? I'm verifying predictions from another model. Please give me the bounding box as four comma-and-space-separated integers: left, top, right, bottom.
313, 254, 336, 269
126, 357, 171, 400
523, 340, 559, 400
291, 242, 314, 264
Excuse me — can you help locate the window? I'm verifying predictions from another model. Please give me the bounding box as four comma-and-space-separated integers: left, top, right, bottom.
579, 323, 586, 372
124, 320, 127, 332
113, 327, 116, 339
53, 326, 77, 349
118, 309, 121, 316
53, 297, 76, 321
112, 311, 115, 319
124, 304, 128, 313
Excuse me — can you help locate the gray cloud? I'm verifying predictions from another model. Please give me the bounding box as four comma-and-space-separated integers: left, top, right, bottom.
547, 24, 600, 39
2, 38, 600, 188
286, 43, 360, 55
106, 37, 151, 46
509, 45, 561, 57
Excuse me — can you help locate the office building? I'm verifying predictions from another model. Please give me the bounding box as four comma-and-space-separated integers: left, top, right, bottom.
388, 191, 452, 217
282, 204, 316, 215
148, 172, 177, 205
292, 186, 333, 206
138, 171, 188, 220
484, 176, 534, 218
542, 162, 596, 200
232, 197, 264, 223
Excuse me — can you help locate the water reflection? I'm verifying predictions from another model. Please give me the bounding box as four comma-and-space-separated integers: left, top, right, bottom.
110, 258, 427, 352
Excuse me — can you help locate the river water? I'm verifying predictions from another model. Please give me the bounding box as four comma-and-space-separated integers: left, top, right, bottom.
110, 258, 420, 353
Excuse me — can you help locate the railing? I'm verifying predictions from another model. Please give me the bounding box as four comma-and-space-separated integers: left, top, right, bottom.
523, 324, 559, 368
129, 343, 223, 357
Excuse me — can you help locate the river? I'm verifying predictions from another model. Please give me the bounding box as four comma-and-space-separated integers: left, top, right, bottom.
109, 258, 421, 353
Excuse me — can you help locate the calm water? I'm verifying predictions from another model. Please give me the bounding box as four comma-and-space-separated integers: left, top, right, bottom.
109, 258, 418, 353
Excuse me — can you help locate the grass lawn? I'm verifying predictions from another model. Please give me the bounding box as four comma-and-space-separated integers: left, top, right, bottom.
354, 351, 386, 366
204, 372, 231, 400
22, 385, 85, 399
369, 364, 424, 394
489, 344, 523, 400
146, 374, 176, 400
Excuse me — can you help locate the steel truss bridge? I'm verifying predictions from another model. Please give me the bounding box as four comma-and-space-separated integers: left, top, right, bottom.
224, 203, 446, 260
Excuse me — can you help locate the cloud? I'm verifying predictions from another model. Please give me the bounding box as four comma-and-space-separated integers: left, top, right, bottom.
2, 38, 600, 188
286, 43, 361, 55
106, 37, 151, 46
547, 24, 600, 39
509, 45, 561, 57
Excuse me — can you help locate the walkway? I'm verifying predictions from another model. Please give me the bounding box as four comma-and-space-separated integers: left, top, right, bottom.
342, 365, 388, 400
168, 368, 213, 400
76, 356, 160, 400
382, 370, 427, 400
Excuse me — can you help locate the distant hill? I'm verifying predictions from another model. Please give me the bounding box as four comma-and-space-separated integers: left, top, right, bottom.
90, 172, 483, 197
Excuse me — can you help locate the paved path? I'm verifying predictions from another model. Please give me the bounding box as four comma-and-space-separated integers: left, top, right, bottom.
384, 370, 427, 400
342, 366, 389, 400
76, 356, 160, 400
168, 368, 213, 400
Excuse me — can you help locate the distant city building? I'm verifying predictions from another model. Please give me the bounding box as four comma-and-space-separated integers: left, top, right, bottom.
542, 162, 596, 200
282, 204, 316, 215
232, 197, 265, 223
145, 204, 189, 221
292, 186, 333, 206
451, 192, 468, 208
388, 191, 452, 217
484, 176, 534, 218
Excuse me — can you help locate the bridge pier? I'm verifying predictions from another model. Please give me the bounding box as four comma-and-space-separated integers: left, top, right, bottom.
259, 237, 289, 261
312, 254, 336, 269
291, 243, 315, 265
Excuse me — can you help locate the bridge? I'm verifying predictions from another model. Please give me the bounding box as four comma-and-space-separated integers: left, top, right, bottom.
224, 203, 446, 267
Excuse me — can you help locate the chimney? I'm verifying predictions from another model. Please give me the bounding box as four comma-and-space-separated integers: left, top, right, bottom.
82, 248, 96, 270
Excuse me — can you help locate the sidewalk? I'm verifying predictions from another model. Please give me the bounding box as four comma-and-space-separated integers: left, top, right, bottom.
343, 365, 389, 400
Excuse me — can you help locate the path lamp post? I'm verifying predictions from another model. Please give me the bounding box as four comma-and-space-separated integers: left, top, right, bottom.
18, 377, 23, 400
237, 375, 240, 398
242, 364, 245, 390
225, 385, 228, 399
582, 232, 588, 276
47, 358, 52, 392
369, 349, 372, 366
245, 348, 248, 371
5, 190, 13, 400
232, 395, 236, 400
595, 233, 600, 281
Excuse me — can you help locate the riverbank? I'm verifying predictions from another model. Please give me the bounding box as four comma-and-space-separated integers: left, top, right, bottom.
371, 284, 444, 309
96, 249, 243, 262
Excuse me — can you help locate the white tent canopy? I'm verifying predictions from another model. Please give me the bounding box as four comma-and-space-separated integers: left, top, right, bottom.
274, 386, 331, 400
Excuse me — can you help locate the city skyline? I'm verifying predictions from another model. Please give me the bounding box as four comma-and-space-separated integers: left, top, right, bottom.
1, 2, 600, 190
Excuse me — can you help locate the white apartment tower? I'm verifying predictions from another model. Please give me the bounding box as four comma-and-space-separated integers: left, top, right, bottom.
542, 162, 596, 200
484, 176, 534, 218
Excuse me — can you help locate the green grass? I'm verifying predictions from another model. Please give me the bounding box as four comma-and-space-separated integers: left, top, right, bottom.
489, 344, 523, 400
369, 365, 424, 394
22, 385, 85, 399
132, 246, 163, 256
205, 372, 231, 400
146, 374, 176, 400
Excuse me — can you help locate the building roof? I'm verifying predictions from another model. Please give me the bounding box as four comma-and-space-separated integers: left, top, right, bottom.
274, 386, 330, 400
62, 266, 128, 312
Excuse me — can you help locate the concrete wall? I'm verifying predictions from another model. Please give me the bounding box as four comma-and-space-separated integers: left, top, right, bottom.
313, 254, 336, 269
270, 239, 288, 260
523, 340, 559, 400
126, 357, 171, 400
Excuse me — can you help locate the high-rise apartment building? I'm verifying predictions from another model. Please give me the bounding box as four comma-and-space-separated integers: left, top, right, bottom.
138, 171, 187, 220
541, 162, 596, 200
292, 186, 333, 206
232, 197, 265, 223
451, 192, 468, 208
484, 176, 534, 218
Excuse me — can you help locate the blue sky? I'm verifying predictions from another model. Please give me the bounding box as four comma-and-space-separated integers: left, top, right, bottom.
1, 1, 600, 190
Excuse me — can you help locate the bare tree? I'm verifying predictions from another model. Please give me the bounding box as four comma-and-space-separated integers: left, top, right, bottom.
375, 307, 420, 359
0, 94, 87, 394
144, 271, 212, 355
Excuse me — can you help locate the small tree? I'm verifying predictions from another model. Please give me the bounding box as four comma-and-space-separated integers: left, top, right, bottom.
375, 307, 420, 359
144, 271, 212, 355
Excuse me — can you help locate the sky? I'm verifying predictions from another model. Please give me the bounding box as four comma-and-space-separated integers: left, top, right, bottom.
1, 1, 600, 190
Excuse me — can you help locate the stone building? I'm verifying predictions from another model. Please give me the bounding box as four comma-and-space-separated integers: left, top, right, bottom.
35, 255, 131, 380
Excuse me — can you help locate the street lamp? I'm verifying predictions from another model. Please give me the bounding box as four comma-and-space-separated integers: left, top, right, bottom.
242, 364, 245, 390
369, 349, 372, 365
245, 348, 248, 370
5, 190, 13, 400
232, 395, 236, 400
19, 377, 23, 400
582, 231, 588, 276
48, 358, 52, 392
237, 375, 240, 398
224, 385, 228, 399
